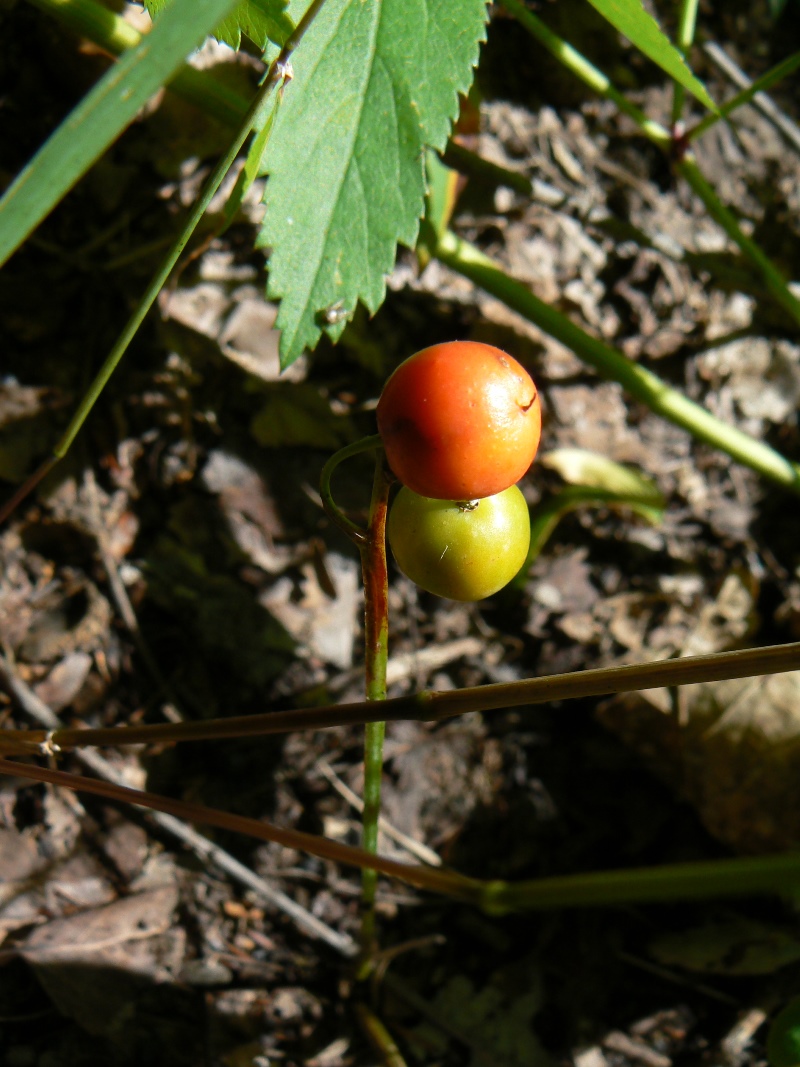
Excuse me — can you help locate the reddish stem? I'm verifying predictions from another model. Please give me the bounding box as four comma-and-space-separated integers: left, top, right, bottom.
358, 451, 393, 963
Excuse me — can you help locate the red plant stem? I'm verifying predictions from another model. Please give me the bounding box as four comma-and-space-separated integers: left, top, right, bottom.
362, 455, 391, 704
358, 451, 393, 961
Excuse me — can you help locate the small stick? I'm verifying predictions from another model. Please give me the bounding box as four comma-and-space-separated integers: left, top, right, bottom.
316, 758, 442, 867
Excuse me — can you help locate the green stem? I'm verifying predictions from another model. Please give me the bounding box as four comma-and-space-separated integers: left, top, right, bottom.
482, 851, 800, 913
319, 435, 384, 545
11, 641, 800, 752
432, 228, 800, 493
518, 486, 662, 585
354, 1003, 409, 1067
358, 450, 392, 964
52, 101, 266, 459
677, 153, 800, 326
497, 0, 671, 150
0, 0, 327, 525
497, 0, 800, 329
27, 0, 250, 127
442, 141, 533, 196
687, 49, 800, 141
670, 0, 700, 126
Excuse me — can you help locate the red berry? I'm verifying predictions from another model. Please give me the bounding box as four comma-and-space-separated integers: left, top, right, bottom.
376, 341, 541, 500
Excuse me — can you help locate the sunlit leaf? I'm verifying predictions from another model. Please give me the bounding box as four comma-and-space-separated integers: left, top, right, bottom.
514, 450, 665, 584
259, 0, 490, 366
146, 0, 294, 50
586, 0, 716, 111
541, 448, 664, 505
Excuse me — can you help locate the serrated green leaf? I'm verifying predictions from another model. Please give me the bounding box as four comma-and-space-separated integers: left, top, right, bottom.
0, 0, 239, 269
586, 0, 716, 111
260, 0, 489, 367
146, 0, 293, 50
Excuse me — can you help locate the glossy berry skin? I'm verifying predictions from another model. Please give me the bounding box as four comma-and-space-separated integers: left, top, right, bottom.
387, 485, 530, 601
376, 341, 541, 500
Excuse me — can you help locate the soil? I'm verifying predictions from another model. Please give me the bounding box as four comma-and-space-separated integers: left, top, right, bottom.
2, 1, 800, 1065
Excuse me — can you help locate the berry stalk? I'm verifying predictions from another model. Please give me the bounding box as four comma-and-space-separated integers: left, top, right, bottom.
357, 450, 392, 966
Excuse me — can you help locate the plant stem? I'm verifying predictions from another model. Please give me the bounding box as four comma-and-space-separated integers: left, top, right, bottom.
441, 140, 533, 195
677, 153, 800, 326
671, 0, 700, 126
9, 641, 800, 752
27, 0, 250, 127
354, 1003, 409, 1067
358, 450, 392, 964
497, 0, 671, 149
703, 41, 800, 153
0, 757, 481, 902
687, 49, 800, 141
482, 851, 800, 913
432, 228, 800, 493
7, 756, 800, 910
0, 0, 327, 526
498, 0, 800, 330
319, 435, 384, 545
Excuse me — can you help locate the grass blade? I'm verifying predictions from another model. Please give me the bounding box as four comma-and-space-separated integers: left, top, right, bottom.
0, 0, 240, 267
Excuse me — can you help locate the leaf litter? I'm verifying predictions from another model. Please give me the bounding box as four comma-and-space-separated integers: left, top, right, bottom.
2, 2, 800, 1064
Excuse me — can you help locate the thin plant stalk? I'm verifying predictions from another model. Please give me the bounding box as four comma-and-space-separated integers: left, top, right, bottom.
482, 851, 800, 913
431, 228, 800, 494
358, 450, 392, 961
497, 0, 671, 149
354, 1003, 409, 1067
318, 434, 383, 545
0, 757, 481, 902
702, 41, 800, 153
677, 153, 800, 325
671, 0, 700, 126
0, 0, 328, 527
687, 49, 800, 141
6, 757, 800, 911
498, 0, 800, 330
8, 640, 800, 754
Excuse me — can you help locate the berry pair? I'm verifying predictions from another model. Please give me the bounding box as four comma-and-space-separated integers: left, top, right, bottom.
376, 341, 541, 600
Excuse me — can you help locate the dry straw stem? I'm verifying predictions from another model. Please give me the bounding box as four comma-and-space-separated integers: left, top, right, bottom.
0, 656, 358, 956
4, 756, 800, 912
6, 641, 800, 754
0, 759, 483, 905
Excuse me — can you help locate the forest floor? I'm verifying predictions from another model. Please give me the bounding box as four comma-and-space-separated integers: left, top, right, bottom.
3, 1, 800, 1065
